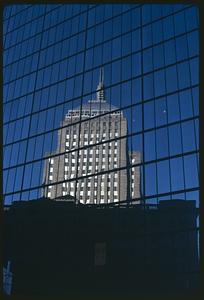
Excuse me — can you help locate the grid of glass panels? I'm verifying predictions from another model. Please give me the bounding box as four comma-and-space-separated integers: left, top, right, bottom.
3, 4, 199, 208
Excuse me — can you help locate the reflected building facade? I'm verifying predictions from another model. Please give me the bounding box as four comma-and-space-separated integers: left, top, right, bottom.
43, 69, 141, 203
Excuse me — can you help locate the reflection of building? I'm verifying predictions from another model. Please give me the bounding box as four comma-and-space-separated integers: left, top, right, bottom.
43, 69, 140, 203
130, 151, 141, 200
3, 261, 12, 295
4, 199, 199, 296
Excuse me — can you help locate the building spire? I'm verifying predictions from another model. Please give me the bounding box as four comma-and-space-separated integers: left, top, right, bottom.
96, 67, 105, 102
99, 67, 104, 85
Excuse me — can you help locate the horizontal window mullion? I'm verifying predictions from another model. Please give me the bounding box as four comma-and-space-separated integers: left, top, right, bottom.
3, 4, 64, 36
3, 95, 199, 148
4, 4, 136, 52
3, 173, 199, 200
3, 49, 199, 108
3, 94, 199, 147
3, 5, 89, 52
3, 26, 199, 87
4, 4, 99, 37
118, 187, 199, 205
3, 123, 199, 171
3, 4, 197, 69
4, 3, 195, 52
3, 5, 32, 22
3, 63, 199, 125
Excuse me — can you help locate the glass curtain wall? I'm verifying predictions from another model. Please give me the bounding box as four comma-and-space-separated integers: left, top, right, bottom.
3, 4, 199, 206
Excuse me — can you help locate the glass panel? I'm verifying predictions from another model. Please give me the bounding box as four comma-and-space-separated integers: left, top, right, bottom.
145, 163, 157, 196
157, 160, 170, 194
170, 157, 184, 191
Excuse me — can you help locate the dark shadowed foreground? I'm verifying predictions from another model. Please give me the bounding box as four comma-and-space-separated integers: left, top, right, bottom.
4, 198, 199, 297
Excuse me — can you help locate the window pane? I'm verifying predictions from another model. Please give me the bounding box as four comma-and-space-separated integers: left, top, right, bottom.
144, 131, 156, 161
144, 101, 155, 130
170, 157, 184, 191
169, 124, 182, 156
155, 98, 167, 127
157, 160, 170, 194
182, 121, 196, 152
184, 154, 198, 188
156, 127, 169, 159
180, 90, 193, 119
145, 163, 157, 196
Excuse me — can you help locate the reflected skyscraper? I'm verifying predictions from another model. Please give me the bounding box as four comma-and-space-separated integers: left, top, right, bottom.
43, 69, 140, 204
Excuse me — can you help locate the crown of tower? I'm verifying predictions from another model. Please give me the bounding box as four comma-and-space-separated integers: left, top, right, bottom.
66, 67, 120, 119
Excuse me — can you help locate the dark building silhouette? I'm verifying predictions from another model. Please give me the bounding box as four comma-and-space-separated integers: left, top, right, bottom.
4, 199, 199, 296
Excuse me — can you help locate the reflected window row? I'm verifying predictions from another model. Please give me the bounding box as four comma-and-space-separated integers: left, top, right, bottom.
4, 4, 89, 41
144, 189, 199, 206
4, 28, 198, 87
3, 4, 32, 21
3, 34, 41, 66
3, 117, 199, 172
3, 153, 199, 200
4, 15, 44, 49
3, 85, 199, 146
4, 6, 140, 52
3, 54, 198, 106
3, 71, 199, 124
4, 4, 198, 69
145, 153, 199, 196
4, 187, 199, 206
3, 102, 196, 147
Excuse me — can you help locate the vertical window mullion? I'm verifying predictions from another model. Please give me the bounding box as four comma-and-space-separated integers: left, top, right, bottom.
18, 10, 47, 202
172, 7, 187, 201
74, 6, 89, 204
183, 10, 199, 174
160, 10, 172, 200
